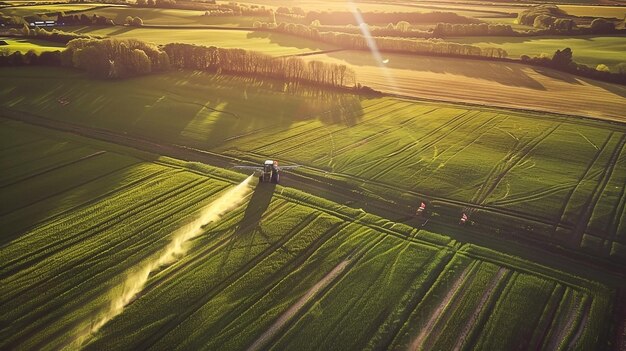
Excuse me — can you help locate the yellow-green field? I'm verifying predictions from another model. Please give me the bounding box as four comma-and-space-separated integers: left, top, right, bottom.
0, 37, 64, 53
68, 26, 337, 55
0, 3, 117, 16
301, 50, 626, 122
447, 35, 626, 69
559, 4, 626, 18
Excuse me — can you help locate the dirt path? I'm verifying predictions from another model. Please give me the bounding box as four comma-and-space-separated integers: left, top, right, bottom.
452, 267, 509, 351
246, 259, 351, 351
409, 264, 473, 351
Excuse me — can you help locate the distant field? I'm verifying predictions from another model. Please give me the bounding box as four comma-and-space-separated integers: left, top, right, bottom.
1, 67, 624, 265
559, 4, 626, 18
79, 7, 270, 27
67, 26, 337, 55
447, 35, 626, 69
301, 50, 626, 122
0, 120, 614, 350
0, 37, 64, 53
0, 3, 115, 16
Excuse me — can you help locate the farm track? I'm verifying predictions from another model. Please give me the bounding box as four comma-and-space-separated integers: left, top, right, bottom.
363, 110, 476, 180
555, 132, 614, 229
247, 258, 352, 351
566, 297, 592, 350
0, 143, 85, 179
265, 234, 389, 350
451, 267, 510, 350
530, 284, 566, 350
544, 290, 580, 351
134, 212, 321, 349
196, 221, 354, 349
606, 145, 626, 241
409, 262, 476, 351
371, 250, 455, 350
473, 123, 561, 206
572, 133, 626, 244
3, 111, 625, 281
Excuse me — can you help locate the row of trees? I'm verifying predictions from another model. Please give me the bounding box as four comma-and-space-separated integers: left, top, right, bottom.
432, 23, 514, 37
7, 25, 97, 43
61, 38, 170, 78
517, 4, 620, 35
56, 13, 114, 26
163, 43, 356, 87
261, 22, 508, 59
0, 49, 61, 66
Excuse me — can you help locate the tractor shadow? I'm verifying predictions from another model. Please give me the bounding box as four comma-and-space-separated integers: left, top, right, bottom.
218, 181, 276, 273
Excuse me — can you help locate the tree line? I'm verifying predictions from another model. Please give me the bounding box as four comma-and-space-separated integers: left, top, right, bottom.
432, 23, 514, 37
517, 4, 622, 35
162, 43, 355, 87
259, 22, 508, 59
299, 10, 479, 26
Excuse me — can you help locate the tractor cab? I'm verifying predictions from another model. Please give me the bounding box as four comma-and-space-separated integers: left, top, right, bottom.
260, 160, 280, 183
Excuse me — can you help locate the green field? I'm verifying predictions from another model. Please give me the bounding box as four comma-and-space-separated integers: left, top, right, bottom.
0, 3, 116, 16
446, 35, 626, 69
0, 36, 64, 53
0, 120, 614, 350
78, 7, 271, 27
1, 67, 624, 266
559, 4, 626, 18
67, 26, 337, 55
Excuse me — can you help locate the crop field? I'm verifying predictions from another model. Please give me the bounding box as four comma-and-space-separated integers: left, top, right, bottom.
558, 4, 626, 18
78, 7, 271, 27
1, 67, 625, 267
0, 3, 116, 16
447, 35, 626, 69
301, 50, 626, 122
67, 27, 337, 56
0, 120, 614, 350
0, 36, 64, 53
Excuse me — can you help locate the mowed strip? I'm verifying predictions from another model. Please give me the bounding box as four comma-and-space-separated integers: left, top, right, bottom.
300, 51, 626, 122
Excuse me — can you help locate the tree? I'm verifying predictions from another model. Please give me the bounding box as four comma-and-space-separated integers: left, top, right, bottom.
396, 21, 410, 32
617, 63, 626, 74
131, 17, 143, 26
136, 0, 146, 5
125, 16, 133, 25
551, 48, 573, 69
596, 64, 610, 72
590, 18, 615, 34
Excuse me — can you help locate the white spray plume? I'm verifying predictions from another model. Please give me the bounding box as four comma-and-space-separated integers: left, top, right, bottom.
67, 175, 254, 349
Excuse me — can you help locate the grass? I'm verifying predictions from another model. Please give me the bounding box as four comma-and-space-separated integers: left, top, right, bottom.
558, 4, 626, 18
78, 7, 271, 27
446, 35, 626, 69
66, 26, 337, 55
0, 3, 115, 17
1, 67, 625, 265
0, 37, 65, 53
0, 120, 614, 350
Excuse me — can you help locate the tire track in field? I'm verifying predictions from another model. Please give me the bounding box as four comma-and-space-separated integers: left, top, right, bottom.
554, 132, 614, 229
409, 262, 476, 351
2, 180, 229, 351
1, 144, 84, 179
247, 259, 352, 351
0, 172, 197, 283
267, 102, 412, 156
544, 291, 582, 351
134, 212, 321, 350
529, 284, 566, 350
566, 297, 592, 350
253, 100, 395, 153
0, 151, 106, 189
451, 267, 510, 351
197, 221, 354, 349
606, 145, 626, 241
262, 234, 389, 350
0, 179, 218, 321
363, 110, 476, 181
473, 123, 561, 207
572, 134, 626, 244
0, 167, 169, 245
